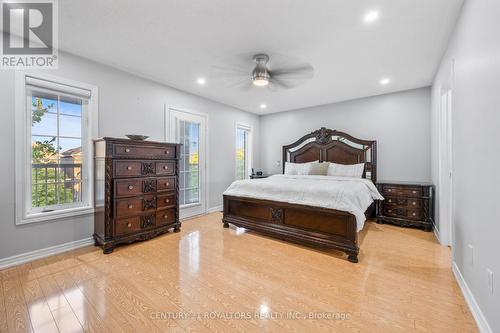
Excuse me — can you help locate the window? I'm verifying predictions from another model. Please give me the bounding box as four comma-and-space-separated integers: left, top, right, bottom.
15, 73, 98, 224
178, 120, 200, 205
235, 124, 252, 180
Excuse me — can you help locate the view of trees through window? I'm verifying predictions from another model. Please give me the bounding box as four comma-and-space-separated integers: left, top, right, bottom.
30, 93, 84, 209
236, 127, 249, 179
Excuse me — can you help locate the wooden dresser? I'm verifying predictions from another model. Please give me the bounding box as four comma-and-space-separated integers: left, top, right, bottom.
376, 181, 435, 231
93, 137, 181, 254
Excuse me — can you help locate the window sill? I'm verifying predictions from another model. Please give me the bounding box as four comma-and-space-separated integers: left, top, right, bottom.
16, 206, 94, 225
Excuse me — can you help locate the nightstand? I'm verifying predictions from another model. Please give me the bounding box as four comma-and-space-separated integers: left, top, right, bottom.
376, 181, 435, 232
249, 174, 269, 179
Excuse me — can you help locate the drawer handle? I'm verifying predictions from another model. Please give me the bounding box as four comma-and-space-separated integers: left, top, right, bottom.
128, 204, 133, 209
128, 185, 134, 190
127, 223, 132, 228
412, 190, 417, 194
165, 150, 170, 155
388, 199, 392, 203
165, 199, 170, 203
126, 166, 132, 170
163, 214, 168, 219
412, 213, 416, 216
164, 165, 169, 170
125, 148, 130, 153
388, 189, 392, 192
412, 202, 416, 205
388, 209, 392, 213
166, 182, 170, 186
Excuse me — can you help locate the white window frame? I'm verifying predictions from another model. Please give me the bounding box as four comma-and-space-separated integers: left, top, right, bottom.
235, 123, 252, 180
15, 72, 98, 225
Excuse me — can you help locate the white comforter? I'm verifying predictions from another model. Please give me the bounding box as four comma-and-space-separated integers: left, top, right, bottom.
223, 175, 384, 231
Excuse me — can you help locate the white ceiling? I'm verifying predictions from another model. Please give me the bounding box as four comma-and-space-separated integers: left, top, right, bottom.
59, 0, 463, 114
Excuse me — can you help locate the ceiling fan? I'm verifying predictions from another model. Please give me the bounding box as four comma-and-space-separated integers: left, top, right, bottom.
211, 53, 314, 90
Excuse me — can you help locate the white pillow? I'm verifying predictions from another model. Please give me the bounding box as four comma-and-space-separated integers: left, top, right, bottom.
327, 162, 365, 178
284, 161, 318, 175
308, 162, 330, 176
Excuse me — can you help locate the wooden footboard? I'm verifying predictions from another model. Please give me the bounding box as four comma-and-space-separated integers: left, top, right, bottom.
222, 195, 359, 263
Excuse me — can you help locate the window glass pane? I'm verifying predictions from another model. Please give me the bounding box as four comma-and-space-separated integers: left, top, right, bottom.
178, 120, 200, 206
59, 114, 82, 137
236, 128, 247, 180
59, 98, 82, 116
30, 90, 85, 210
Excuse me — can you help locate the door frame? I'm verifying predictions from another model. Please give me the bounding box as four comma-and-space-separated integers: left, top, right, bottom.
437, 60, 454, 246
164, 106, 209, 219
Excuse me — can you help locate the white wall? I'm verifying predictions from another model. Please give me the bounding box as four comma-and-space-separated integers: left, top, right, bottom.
431, 0, 499, 331
0, 51, 259, 260
260, 87, 431, 182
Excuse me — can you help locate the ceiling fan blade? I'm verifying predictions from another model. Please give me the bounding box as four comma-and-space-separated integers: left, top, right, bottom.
268, 78, 295, 91
225, 78, 252, 90
211, 65, 250, 78
270, 64, 314, 80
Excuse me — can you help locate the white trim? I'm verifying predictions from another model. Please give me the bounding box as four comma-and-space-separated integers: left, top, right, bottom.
433, 223, 442, 244
0, 237, 94, 270
207, 205, 223, 213
165, 106, 209, 218
452, 262, 493, 333
15, 71, 98, 225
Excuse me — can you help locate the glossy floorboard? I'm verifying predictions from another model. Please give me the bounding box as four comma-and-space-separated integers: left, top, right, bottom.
0, 213, 477, 332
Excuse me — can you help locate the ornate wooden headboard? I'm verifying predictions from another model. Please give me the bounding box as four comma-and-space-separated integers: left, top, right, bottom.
282, 127, 377, 182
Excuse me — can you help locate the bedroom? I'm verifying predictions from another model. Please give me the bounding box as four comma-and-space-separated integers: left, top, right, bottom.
0, 0, 498, 332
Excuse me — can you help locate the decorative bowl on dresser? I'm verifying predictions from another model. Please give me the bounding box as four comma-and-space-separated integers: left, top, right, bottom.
376, 181, 435, 232
93, 137, 181, 254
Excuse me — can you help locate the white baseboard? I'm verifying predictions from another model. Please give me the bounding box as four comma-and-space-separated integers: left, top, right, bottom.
433, 224, 442, 243
452, 261, 493, 333
0, 237, 94, 270
207, 205, 223, 213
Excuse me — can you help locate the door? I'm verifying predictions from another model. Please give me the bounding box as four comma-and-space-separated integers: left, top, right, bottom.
438, 88, 453, 245
168, 108, 207, 219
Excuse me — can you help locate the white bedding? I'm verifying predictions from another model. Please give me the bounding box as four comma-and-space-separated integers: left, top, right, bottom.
223, 175, 384, 231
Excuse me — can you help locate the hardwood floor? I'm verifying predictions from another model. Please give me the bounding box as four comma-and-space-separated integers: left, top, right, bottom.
0, 212, 477, 332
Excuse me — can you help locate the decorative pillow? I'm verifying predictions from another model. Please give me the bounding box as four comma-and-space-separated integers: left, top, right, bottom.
284, 161, 319, 175
327, 162, 365, 178
308, 162, 330, 176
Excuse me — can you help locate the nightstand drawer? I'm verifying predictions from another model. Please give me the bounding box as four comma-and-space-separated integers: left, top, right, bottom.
384, 206, 423, 220
382, 185, 422, 197
385, 197, 422, 208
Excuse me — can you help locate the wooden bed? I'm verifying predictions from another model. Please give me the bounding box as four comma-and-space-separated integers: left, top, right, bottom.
222, 127, 377, 263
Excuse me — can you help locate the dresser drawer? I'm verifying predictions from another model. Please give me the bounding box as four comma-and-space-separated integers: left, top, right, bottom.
382, 185, 422, 197
385, 197, 423, 208
114, 195, 157, 218
384, 206, 423, 220
157, 177, 176, 191
156, 209, 176, 226
113, 144, 176, 159
115, 216, 141, 236
157, 193, 176, 208
115, 179, 144, 197
156, 161, 175, 175
114, 161, 143, 177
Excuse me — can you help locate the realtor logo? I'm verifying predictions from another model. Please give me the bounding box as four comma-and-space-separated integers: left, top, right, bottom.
1, 0, 58, 68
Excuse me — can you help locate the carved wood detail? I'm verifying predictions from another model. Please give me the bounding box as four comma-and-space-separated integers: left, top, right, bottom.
141, 162, 156, 175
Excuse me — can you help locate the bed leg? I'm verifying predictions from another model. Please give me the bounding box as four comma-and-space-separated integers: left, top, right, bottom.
347, 252, 359, 263
223, 221, 229, 228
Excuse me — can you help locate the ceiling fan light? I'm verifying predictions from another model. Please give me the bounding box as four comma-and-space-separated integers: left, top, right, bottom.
253, 78, 269, 86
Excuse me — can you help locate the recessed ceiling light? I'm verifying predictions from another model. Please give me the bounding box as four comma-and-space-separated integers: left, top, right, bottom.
260, 104, 267, 109
380, 78, 390, 85
196, 77, 206, 85
364, 10, 379, 23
